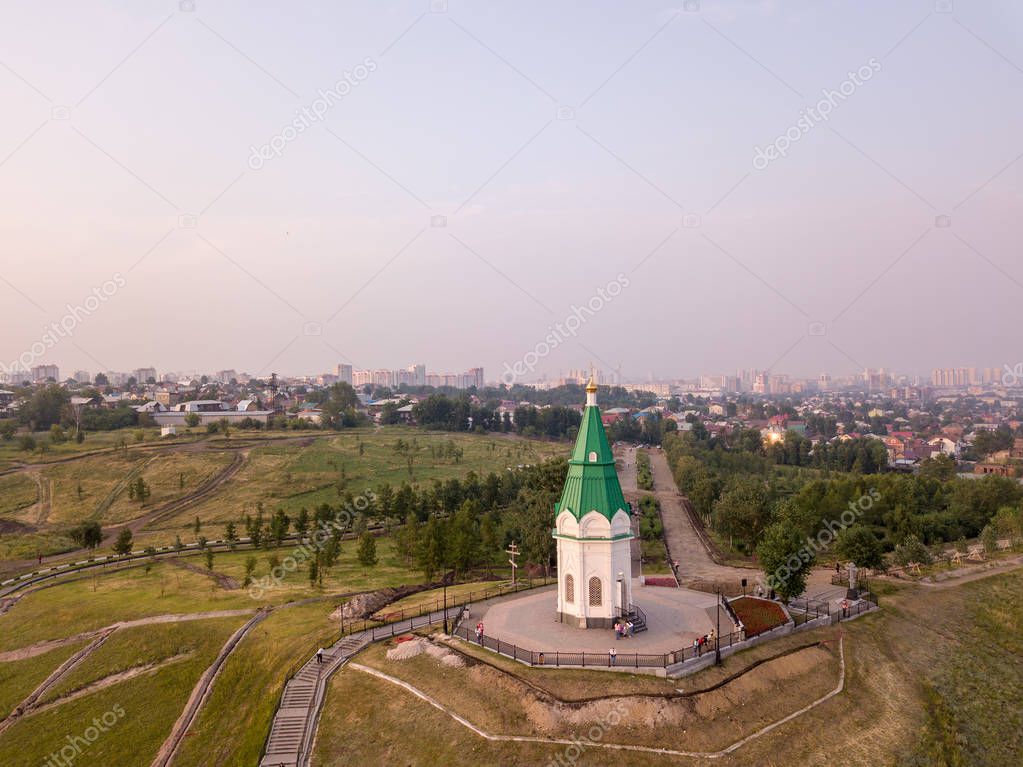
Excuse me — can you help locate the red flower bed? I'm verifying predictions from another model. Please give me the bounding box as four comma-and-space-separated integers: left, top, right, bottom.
729, 597, 789, 637
643, 577, 678, 587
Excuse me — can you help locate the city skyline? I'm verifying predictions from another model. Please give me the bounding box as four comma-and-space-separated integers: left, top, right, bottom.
1, 2, 1022, 382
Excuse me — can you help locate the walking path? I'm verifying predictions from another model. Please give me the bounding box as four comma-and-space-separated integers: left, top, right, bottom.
644, 449, 753, 583
260, 606, 456, 767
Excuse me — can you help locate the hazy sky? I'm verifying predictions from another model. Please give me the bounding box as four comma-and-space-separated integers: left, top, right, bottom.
1, 0, 1021, 383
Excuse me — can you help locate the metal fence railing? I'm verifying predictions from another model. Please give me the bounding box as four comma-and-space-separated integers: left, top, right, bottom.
338, 577, 550, 638
454, 592, 879, 670
453, 623, 744, 669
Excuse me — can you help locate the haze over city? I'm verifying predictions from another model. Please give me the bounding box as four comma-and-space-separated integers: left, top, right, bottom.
2, 0, 1021, 381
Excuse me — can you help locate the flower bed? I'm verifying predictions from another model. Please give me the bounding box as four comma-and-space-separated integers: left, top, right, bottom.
728, 596, 789, 636
642, 576, 677, 587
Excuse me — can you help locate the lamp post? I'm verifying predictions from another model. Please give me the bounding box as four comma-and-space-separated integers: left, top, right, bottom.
443, 581, 448, 635
715, 588, 722, 666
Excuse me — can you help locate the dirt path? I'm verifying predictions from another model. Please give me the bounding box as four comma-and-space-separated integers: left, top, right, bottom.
2, 449, 248, 574
151, 608, 270, 767
167, 557, 240, 590
615, 447, 645, 574
0, 609, 258, 662
0, 628, 115, 734
129, 450, 247, 534
879, 554, 1023, 590
29, 654, 191, 717
645, 450, 753, 583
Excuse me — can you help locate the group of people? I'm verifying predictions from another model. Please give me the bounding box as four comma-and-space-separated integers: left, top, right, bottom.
612, 619, 634, 639
692, 630, 716, 656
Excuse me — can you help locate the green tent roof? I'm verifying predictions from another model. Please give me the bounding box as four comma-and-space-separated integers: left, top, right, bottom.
555, 399, 629, 522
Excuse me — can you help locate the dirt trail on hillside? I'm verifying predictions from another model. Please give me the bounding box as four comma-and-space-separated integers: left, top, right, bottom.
0, 608, 257, 662
29, 653, 192, 717
166, 557, 241, 589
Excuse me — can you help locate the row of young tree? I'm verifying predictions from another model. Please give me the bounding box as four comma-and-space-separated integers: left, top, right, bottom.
208, 459, 570, 582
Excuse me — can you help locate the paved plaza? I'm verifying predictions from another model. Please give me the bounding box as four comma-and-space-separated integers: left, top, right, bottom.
472, 582, 730, 654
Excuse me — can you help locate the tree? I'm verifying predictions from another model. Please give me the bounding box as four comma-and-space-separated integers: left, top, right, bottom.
835, 526, 884, 570
69, 520, 103, 550
225, 521, 238, 549
308, 557, 319, 587
712, 478, 772, 553
128, 477, 151, 506
417, 517, 444, 581
892, 534, 933, 566
295, 508, 310, 540
919, 454, 957, 482
184, 413, 201, 428
49, 424, 66, 444
0, 420, 16, 441
270, 509, 290, 547
20, 385, 69, 430
113, 527, 134, 557
448, 502, 481, 578
757, 520, 814, 602
479, 513, 501, 575
243, 555, 257, 586
357, 532, 378, 569
980, 524, 999, 554
204, 548, 214, 570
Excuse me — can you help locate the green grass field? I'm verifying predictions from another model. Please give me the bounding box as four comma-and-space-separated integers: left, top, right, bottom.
0, 428, 568, 567
0, 564, 254, 651
164, 429, 563, 530
0, 618, 242, 767
37, 617, 245, 704
174, 600, 340, 766
0, 640, 88, 718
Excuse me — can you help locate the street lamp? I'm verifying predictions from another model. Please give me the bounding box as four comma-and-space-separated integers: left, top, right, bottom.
715, 588, 722, 666
443, 581, 448, 635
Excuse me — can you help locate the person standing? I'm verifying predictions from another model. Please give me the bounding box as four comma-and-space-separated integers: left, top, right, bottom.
316, 648, 324, 664
609, 647, 617, 666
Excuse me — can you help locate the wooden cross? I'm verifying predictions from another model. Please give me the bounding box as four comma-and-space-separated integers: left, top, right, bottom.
506, 543, 520, 586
